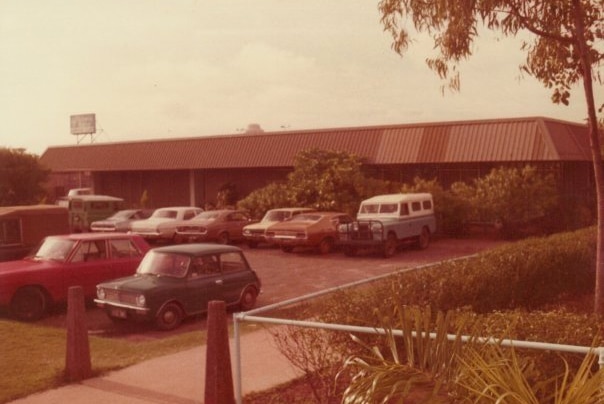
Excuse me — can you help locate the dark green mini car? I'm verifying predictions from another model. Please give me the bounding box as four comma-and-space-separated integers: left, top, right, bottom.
95, 244, 262, 330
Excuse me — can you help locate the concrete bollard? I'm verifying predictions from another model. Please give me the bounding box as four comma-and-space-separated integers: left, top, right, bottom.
65, 286, 92, 382
204, 300, 235, 404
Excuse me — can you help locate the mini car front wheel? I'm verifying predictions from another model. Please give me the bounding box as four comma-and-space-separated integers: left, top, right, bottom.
10, 286, 49, 321
155, 302, 183, 331
239, 286, 258, 311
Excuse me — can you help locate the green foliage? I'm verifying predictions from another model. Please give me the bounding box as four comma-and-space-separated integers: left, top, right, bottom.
286, 148, 366, 214
237, 182, 292, 219
453, 165, 558, 227
215, 182, 238, 208
238, 148, 395, 217
341, 306, 471, 403
378, 1, 603, 107
401, 177, 471, 235
0, 147, 49, 206
453, 343, 604, 403
393, 227, 596, 313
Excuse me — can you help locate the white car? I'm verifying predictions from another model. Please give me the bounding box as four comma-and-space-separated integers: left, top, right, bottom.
242, 207, 315, 248
90, 209, 152, 232
130, 206, 202, 243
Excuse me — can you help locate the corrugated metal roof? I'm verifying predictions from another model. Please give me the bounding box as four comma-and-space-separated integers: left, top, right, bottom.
39, 117, 593, 172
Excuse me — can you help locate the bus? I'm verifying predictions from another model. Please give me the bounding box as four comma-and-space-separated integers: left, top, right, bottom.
67, 194, 124, 232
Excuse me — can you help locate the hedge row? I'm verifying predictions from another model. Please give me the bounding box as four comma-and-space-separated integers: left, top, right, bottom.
390, 227, 596, 313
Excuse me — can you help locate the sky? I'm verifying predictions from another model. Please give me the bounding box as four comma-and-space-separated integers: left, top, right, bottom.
0, 1, 600, 156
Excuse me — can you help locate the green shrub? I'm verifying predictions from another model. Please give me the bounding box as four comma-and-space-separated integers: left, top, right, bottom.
391, 227, 596, 313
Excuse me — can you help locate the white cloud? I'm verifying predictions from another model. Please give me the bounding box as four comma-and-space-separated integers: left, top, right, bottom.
0, 0, 598, 154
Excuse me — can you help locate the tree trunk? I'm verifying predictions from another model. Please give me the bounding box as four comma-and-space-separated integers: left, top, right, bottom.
572, 0, 604, 314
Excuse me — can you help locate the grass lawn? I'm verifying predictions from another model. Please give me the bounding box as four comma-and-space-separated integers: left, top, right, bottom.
0, 319, 207, 403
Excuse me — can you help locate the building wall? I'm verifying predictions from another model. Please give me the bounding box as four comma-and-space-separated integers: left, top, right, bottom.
51, 161, 594, 212
87, 167, 292, 209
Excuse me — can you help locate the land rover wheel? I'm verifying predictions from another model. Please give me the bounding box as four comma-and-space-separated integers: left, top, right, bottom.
10, 286, 50, 321
317, 238, 334, 254
155, 302, 183, 331
417, 226, 431, 250
383, 234, 397, 258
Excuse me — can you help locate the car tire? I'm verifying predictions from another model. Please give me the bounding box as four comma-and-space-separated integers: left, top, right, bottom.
317, 238, 334, 254
383, 233, 397, 258
155, 302, 183, 331
343, 246, 357, 257
217, 232, 230, 245
281, 245, 294, 253
239, 286, 258, 311
10, 286, 49, 321
247, 241, 258, 248
417, 226, 431, 250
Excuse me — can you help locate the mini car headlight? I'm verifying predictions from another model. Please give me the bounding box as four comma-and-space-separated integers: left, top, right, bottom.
136, 294, 146, 307
97, 287, 106, 300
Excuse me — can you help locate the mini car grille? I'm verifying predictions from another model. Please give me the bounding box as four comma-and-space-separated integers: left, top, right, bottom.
248, 229, 264, 235
103, 289, 139, 305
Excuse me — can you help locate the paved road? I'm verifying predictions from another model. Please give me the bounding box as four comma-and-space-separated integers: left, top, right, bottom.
36, 237, 503, 339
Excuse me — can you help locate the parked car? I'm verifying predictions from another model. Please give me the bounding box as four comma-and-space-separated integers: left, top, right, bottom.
242, 207, 316, 248
337, 193, 436, 257
130, 206, 203, 243
0, 205, 70, 262
95, 244, 262, 330
90, 209, 153, 232
266, 211, 354, 254
174, 209, 253, 244
0, 232, 150, 321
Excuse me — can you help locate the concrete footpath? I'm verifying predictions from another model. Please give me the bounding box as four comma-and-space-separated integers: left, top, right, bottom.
10, 328, 302, 404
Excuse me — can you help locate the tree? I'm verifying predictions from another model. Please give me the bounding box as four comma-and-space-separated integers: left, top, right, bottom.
287, 148, 366, 214
378, 0, 604, 313
0, 147, 49, 206
452, 165, 559, 237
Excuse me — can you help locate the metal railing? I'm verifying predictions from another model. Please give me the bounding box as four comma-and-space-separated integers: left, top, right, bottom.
232, 256, 604, 404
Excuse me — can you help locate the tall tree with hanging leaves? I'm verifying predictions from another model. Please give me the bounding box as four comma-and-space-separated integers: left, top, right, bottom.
378, 0, 604, 313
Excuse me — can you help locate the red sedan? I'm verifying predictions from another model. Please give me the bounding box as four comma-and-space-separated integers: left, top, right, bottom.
0, 232, 150, 321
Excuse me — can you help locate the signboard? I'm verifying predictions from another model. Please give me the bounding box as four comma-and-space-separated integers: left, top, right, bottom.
70, 114, 96, 135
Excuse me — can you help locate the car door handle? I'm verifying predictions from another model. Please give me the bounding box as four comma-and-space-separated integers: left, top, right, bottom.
215, 279, 223, 285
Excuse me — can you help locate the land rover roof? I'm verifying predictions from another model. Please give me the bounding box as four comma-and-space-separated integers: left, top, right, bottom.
360, 193, 432, 205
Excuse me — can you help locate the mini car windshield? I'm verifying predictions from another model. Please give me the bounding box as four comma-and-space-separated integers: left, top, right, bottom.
31, 237, 76, 262
137, 251, 190, 278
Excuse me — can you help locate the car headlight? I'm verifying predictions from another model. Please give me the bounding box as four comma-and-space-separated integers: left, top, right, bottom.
97, 287, 106, 300
371, 223, 382, 232
136, 294, 146, 307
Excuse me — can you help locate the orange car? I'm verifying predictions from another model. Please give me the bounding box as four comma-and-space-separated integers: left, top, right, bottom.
265, 211, 353, 254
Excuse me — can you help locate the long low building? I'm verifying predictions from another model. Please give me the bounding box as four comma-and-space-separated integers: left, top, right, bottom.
39, 116, 595, 210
